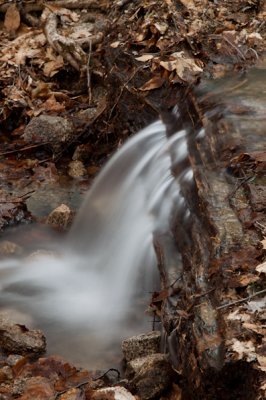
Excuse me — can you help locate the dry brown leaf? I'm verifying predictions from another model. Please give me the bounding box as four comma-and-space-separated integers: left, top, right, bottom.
230, 339, 256, 362
243, 322, 266, 336
134, 31, 147, 42
110, 41, 121, 48
256, 261, 266, 274
160, 51, 203, 82
31, 82, 51, 99
179, 0, 196, 9
154, 22, 168, 34
43, 56, 64, 77
238, 274, 259, 286
4, 4, 21, 36
257, 355, 266, 372
15, 48, 42, 65
227, 310, 251, 322
12, 33, 46, 65
260, 238, 266, 250
246, 298, 266, 313
139, 76, 165, 91
42, 95, 66, 113
135, 54, 155, 62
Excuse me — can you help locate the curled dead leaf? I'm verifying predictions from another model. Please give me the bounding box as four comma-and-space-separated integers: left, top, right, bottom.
230, 339, 256, 362
154, 22, 168, 34
139, 76, 164, 91
260, 238, 266, 249
160, 51, 203, 83
243, 322, 266, 336
111, 41, 121, 48
256, 261, 266, 274
179, 0, 196, 9
257, 355, 266, 372
135, 54, 155, 62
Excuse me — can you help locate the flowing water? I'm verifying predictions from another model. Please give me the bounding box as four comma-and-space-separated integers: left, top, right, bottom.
0, 118, 192, 368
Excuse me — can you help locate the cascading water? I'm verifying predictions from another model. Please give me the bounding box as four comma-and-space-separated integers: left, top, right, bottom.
0, 117, 192, 368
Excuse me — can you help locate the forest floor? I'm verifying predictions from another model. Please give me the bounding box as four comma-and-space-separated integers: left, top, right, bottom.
0, 0, 265, 399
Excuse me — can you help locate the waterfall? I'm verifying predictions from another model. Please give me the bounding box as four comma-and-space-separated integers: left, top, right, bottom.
0, 118, 192, 367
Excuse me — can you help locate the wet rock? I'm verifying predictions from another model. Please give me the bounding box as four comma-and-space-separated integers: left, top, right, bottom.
125, 354, 173, 400
6, 354, 28, 374
68, 160, 87, 178
122, 331, 161, 362
91, 386, 136, 399
46, 204, 73, 230
23, 115, 74, 153
0, 190, 32, 231
0, 309, 33, 329
16, 376, 55, 400
59, 388, 85, 400
26, 250, 58, 262
0, 320, 46, 355
7, 354, 25, 367
0, 366, 13, 383
0, 241, 23, 257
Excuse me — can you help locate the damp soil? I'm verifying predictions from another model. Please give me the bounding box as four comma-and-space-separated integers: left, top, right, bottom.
0, 1, 265, 399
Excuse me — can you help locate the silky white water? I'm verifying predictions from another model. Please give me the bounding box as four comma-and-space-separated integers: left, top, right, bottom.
0, 118, 192, 368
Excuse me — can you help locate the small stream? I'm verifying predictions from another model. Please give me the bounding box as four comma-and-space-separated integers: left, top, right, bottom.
0, 61, 265, 370
0, 119, 190, 369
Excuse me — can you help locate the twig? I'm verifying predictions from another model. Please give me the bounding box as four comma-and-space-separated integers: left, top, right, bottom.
227, 175, 253, 201
217, 288, 266, 310
93, 368, 120, 381
0, 191, 35, 204
18, 190, 35, 199
0, 143, 51, 157
191, 288, 215, 299
87, 38, 92, 104
209, 34, 246, 61
55, 368, 120, 399
0, 0, 102, 13
108, 66, 142, 119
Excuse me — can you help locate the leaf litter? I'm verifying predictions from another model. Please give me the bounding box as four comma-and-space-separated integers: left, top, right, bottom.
0, 0, 265, 399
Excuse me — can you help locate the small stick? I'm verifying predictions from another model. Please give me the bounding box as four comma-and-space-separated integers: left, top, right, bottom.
87, 39, 92, 104
0, 143, 51, 157
55, 368, 121, 399
217, 288, 266, 310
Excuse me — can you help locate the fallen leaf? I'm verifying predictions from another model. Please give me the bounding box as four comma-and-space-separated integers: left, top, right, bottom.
154, 22, 168, 34
246, 297, 266, 313
256, 261, 266, 274
179, 0, 196, 8
238, 274, 259, 286
111, 41, 121, 48
139, 76, 165, 91
260, 238, 266, 249
227, 310, 251, 322
4, 4, 21, 36
257, 355, 266, 372
243, 322, 266, 336
135, 54, 155, 62
160, 51, 203, 83
230, 339, 256, 362
43, 56, 64, 77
